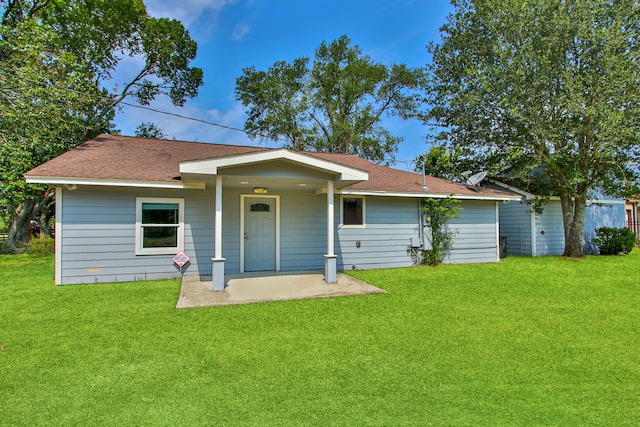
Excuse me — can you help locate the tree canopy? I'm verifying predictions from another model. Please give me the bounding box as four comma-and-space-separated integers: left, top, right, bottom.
414, 145, 484, 182
135, 122, 168, 139
0, 0, 203, 251
425, 0, 640, 257
235, 35, 425, 163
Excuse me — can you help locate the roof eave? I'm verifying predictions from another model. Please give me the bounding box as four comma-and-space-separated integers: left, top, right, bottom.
24, 175, 206, 190
337, 189, 521, 201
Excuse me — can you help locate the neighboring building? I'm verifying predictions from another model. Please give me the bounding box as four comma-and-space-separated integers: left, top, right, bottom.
494, 181, 626, 256
25, 134, 519, 288
625, 199, 639, 236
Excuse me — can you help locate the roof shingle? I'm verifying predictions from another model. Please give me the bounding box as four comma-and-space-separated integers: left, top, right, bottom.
26, 134, 515, 198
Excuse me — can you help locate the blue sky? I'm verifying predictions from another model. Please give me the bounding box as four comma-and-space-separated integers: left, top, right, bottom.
114, 0, 454, 170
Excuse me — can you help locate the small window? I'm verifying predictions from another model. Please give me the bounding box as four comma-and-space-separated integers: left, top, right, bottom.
136, 198, 184, 255
342, 196, 365, 227
250, 203, 270, 212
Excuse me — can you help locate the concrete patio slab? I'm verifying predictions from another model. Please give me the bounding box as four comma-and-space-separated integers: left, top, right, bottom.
176, 272, 385, 308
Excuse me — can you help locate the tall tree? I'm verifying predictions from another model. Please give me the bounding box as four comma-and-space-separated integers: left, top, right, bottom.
0, 20, 109, 249
235, 35, 425, 163
425, 0, 640, 257
0, 0, 203, 252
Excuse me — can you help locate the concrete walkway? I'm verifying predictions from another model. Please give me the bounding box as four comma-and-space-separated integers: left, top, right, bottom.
176, 272, 385, 308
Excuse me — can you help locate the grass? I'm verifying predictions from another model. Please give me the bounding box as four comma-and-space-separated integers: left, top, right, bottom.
1, 253, 639, 426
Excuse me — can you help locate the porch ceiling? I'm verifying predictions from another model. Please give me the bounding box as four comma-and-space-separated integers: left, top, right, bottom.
182, 173, 334, 192
221, 174, 329, 192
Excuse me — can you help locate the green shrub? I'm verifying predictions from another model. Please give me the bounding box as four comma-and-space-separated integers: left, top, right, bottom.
27, 237, 54, 256
593, 227, 636, 255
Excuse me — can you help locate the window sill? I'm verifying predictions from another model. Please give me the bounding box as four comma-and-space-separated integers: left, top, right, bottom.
135, 247, 183, 256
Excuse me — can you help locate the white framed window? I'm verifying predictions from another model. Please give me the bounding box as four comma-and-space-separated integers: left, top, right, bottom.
340, 196, 366, 227
135, 197, 184, 255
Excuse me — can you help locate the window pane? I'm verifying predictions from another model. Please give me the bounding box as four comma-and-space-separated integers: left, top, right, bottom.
250, 203, 270, 212
142, 203, 179, 224
142, 226, 178, 248
343, 198, 363, 225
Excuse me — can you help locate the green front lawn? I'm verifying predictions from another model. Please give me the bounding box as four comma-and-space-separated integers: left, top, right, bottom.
1, 253, 639, 425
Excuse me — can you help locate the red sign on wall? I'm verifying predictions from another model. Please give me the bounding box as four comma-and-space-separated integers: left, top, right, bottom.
172, 252, 190, 268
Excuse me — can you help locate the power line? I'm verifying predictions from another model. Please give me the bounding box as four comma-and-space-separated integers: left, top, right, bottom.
121, 102, 255, 135
8, 73, 428, 167
9, 73, 288, 142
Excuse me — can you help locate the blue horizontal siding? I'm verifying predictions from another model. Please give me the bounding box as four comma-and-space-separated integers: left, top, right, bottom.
584, 198, 626, 254
336, 197, 421, 270
498, 201, 533, 256
535, 201, 564, 256
280, 192, 326, 271
499, 194, 626, 257
446, 201, 498, 264
59, 187, 214, 284
58, 186, 504, 284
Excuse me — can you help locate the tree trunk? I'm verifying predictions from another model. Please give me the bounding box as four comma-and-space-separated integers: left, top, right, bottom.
559, 189, 587, 258
34, 190, 56, 239
5, 199, 36, 253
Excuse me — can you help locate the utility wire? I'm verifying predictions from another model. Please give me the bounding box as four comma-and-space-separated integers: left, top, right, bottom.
121, 101, 257, 135
8, 73, 432, 167
120, 102, 432, 168
9, 73, 290, 142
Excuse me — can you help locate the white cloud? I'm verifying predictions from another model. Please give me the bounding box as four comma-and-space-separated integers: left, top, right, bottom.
230, 23, 251, 41
145, 0, 238, 27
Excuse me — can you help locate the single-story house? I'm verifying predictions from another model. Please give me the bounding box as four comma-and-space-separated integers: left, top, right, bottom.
493, 181, 626, 256
25, 134, 519, 288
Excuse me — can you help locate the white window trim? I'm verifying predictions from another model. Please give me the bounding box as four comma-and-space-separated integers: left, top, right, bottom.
339, 195, 366, 228
135, 197, 185, 255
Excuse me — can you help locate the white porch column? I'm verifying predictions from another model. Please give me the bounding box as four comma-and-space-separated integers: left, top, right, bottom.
324, 179, 337, 283
212, 175, 226, 291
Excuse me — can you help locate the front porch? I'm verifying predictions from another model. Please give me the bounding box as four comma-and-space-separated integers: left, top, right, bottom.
178, 149, 370, 291
176, 271, 385, 308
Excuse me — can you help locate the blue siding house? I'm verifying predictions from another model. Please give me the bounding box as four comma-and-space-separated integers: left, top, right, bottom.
26, 135, 519, 288
494, 182, 626, 256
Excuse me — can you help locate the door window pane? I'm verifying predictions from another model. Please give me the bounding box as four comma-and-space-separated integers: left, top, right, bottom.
250, 203, 270, 212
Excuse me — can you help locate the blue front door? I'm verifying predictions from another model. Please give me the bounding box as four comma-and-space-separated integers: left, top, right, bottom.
244, 198, 276, 271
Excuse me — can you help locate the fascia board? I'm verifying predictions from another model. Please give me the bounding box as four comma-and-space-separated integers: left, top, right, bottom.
24, 175, 206, 190
336, 189, 521, 201
490, 180, 536, 199
490, 179, 563, 201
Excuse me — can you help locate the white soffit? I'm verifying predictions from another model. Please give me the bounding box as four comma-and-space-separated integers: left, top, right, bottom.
179, 149, 369, 182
